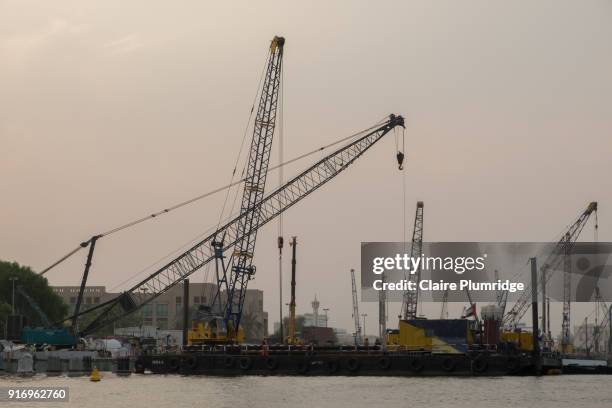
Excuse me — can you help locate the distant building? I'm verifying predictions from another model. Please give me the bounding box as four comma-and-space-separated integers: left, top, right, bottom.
303, 313, 328, 328
51, 283, 268, 341
333, 328, 354, 345
303, 326, 335, 345
51, 286, 114, 311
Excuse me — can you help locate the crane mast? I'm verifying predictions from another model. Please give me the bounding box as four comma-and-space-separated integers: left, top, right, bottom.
503, 202, 598, 329
561, 233, 572, 353
495, 269, 509, 317
350, 268, 362, 345
69, 114, 405, 336
588, 288, 609, 356
211, 36, 285, 337
287, 237, 297, 344
401, 201, 424, 320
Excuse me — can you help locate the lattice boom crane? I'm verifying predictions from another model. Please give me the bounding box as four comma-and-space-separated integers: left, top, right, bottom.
209, 36, 284, 336
503, 202, 598, 328
402, 201, 424, 320
70, 113, 405, 337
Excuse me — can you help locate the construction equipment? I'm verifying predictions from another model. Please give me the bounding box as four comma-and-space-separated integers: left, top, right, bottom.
64, 138, 406, 336
209, 35, 285, 339
15, 286, 76, 347
378, 271, 386, 348
401, 201, 424, 320
287, 237, 297, 344
350, 268, 362, 345
68, 111, 404, 338
561, 232, 572, 353
61, 36, 404, 340
390, 319, 473, 353
495, 269, 509, 317
277, 236, 284, 341
72, 235, 101, 334
587, 288, 610, 356
188, 315, 245, 345
504, 202, 598, 342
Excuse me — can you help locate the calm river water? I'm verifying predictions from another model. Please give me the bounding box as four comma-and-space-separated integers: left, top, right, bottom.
1, 374, 610, 408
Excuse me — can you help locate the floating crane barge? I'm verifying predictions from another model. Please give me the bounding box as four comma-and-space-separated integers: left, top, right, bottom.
56, 37, 606, 377
135, 345, 560, 376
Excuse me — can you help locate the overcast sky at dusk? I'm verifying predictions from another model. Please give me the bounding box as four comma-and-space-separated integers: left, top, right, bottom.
1, 1, 611, 334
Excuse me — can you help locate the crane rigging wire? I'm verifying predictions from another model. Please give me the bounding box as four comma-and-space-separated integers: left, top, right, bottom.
215, 51, 269, 232
109, 220, 224, 291
38, 117, 388, 277
109, 197, 251, 292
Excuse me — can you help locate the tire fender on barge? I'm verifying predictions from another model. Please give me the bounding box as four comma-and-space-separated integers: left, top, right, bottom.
184, 356, 198, 370
296, 358, 310, 374
325, 359, 340, 374
377, 356, 392, 370
167, 357, 180, 373
265, 357, 279, 370
346, 357, 360, 372
223, 356, 234, 368
239, 356, 253, 371
408, 357, 425, 372
441, 357, 456, 372
472, 356, 488, 374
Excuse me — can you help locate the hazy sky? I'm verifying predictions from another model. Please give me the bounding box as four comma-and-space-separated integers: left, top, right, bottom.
1, 1, 611, 335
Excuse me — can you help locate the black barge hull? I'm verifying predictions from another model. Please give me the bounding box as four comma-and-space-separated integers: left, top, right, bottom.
136, 352, 543, 376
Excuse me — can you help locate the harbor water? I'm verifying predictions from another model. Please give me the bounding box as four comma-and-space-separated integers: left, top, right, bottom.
0, 375, 610, 408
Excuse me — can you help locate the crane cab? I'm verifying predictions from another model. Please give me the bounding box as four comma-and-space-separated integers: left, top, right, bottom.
187, 307, 245, 345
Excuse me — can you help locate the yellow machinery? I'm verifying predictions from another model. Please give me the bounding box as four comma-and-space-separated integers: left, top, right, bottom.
188, 320, 244, 345
390, 321, 433, 350
500, 330, 535, 351
387, 319, 473, 354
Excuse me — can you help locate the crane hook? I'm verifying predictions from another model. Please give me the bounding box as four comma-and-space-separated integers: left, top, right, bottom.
396, 151, 404, 170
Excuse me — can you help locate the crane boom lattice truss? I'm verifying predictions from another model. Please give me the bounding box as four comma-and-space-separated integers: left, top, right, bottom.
401, 201, 424, 320
561, 233, 572, 352
70, 114, 405, 336
503, 202, 598, 328
210, 36, 284, 335
16, 286, 53, 328
588, 288, 609, 355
